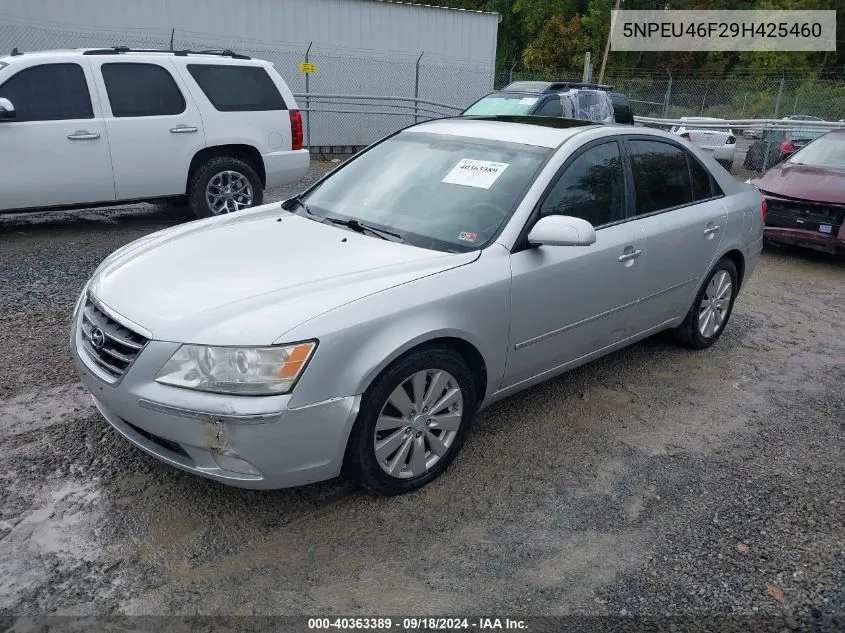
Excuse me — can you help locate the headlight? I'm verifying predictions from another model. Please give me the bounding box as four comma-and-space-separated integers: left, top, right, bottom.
155, 341, 317, 396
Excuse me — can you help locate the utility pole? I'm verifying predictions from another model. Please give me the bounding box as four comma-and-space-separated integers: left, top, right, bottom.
582, 52, 591, 83
598, 0, 622, 84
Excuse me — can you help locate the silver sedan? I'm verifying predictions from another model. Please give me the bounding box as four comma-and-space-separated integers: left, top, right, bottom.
70, 117, 765, 495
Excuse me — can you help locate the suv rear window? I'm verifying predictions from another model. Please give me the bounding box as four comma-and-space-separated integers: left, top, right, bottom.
187, 64, 286, 112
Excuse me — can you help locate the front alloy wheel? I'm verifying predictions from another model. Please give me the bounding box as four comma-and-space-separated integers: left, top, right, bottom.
374, 369, 463, 479
344, 346, 477, 495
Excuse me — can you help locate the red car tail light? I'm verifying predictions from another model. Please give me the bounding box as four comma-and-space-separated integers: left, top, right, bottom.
680, 132, 691, 141
780, 140, 795, 153
761, 198, 768, 224
290, 109, 304, 151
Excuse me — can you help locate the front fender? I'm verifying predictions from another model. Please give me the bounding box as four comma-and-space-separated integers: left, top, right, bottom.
284, 246, 513, 409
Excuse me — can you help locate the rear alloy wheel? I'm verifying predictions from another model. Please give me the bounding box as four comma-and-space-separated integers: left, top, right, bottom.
673, 258, 738, 349
344, 346, 477, 495
188, 156, 263, 219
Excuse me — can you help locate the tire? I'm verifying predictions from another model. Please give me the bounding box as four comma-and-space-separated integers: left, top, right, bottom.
743, 145, 761, 171
673, 258, 739, 350
343, 345, 478, 496
187, 156, 263, 219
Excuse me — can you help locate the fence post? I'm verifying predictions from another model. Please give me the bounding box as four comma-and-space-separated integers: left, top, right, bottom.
740, 93, 748, 118
663, 70, 672, 117
414, 51, 424, 123
762, 73, 785, 173
791, 91, 798, 115
700, 84, 708, 115
508, 60, 518, 85
304, 42, 312, 149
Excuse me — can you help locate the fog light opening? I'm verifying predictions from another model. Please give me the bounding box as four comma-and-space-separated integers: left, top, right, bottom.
212, 452, 262, 477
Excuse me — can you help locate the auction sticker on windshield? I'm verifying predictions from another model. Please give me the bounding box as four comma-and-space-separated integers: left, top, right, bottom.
442, 159, 509, 189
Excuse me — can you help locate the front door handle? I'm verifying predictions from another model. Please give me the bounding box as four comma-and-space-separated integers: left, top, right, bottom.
618, 249, 643, 262
170, 125, 198, 134
704, 225, 721, 235
67, 131, 100, 140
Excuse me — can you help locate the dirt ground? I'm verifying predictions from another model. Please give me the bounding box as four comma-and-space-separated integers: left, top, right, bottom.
0, 161, 842, 630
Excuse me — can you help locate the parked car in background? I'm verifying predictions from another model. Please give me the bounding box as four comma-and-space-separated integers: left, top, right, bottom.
0, 47, 308, 218
743, 116, 824, 141
71, 115, 764, 495
743, 127, 826, 172
749, 129, 845, 254
462, 80, 632, 125
670, 117, 736, 170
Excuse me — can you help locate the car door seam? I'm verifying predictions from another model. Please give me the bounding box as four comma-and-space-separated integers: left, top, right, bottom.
635, 278, 698, 305
84, 57, 118, 200
513, 299, 639, 351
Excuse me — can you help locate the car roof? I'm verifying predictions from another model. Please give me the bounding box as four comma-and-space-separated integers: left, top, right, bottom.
0, 48, 260, 65
405, 116, 604, 149
500, 80, 614, 94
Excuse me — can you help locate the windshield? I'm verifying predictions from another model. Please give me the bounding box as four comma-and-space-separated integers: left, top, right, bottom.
300, 132, 551, 252
787, 135, 845, 169
463, 94, 539, 116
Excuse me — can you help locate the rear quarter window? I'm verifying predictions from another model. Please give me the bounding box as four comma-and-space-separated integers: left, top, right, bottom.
187, 64, 286, 112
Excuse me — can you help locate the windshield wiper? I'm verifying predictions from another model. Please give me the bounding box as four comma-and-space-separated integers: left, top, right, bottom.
323, 217, 403, 242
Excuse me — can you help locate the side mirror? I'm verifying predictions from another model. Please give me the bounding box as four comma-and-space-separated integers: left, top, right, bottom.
0, 98, 15, 120
527, 215, 596, 247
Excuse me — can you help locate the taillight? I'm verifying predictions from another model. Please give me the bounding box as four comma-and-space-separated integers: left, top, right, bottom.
780, 140, 795, 153
289, 109, 304, 151
680, 132, 691, 141
726, 135, 736, 144
761, 198, 768, 223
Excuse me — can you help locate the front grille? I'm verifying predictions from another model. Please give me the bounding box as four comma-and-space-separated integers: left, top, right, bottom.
764, 194, 845, 236
79, 297, 148, 382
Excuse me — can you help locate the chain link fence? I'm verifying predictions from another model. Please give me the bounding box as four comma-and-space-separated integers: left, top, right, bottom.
496, 65, 845, 123
0, 23, 493, 149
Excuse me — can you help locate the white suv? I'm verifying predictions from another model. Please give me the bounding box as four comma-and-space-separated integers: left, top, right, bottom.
0, 47, 309, 218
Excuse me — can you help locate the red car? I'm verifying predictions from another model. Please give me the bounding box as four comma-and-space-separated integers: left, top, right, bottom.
749, 129, 845, 254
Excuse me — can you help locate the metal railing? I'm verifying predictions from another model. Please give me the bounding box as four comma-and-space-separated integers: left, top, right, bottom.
291, 93, 464, 151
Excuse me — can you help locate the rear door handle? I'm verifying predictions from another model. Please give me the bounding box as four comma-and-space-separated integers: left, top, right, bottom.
170, 125, 198, 134
618, 249, 643, 262
67, 131, 100, 140
704, 225, 721, 235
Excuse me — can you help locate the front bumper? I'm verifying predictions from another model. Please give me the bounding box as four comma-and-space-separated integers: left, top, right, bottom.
70, 301, 360, 489
764, 226, 845, 255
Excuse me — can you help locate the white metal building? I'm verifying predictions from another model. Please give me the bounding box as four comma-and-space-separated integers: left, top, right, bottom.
0, 0, 500, 146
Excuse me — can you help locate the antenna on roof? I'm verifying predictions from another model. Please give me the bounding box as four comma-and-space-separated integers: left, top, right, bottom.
10, 47, 22, 56
169, 28, 175, 51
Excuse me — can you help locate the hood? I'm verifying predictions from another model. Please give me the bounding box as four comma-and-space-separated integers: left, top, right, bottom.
751, 161, 845, 205
90, 206, 478, 345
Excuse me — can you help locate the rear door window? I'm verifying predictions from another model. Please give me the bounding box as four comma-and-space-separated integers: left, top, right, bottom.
628, 139, 693, 214
187, 64, 286, 112
688, 154, 720, 201
101, 63, 186, 117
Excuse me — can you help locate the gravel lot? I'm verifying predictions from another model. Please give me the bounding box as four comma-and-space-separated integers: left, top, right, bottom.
0, 158, 842, 630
